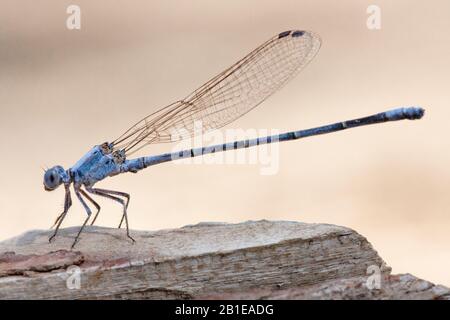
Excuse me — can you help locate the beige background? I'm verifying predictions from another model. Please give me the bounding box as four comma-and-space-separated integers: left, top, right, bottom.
1, 1, 449, 286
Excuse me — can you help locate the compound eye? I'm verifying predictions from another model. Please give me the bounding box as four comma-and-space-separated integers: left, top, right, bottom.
49, 173, 57, 184
44, 169, 61, 190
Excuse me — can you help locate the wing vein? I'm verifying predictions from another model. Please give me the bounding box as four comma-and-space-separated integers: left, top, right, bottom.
112, 30, 321, 155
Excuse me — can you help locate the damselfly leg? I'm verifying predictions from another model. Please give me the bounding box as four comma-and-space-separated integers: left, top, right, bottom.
79, 189, 101, 226
86, 187, 135, 243
49, 185, 72, 242
71, 187, 93, 248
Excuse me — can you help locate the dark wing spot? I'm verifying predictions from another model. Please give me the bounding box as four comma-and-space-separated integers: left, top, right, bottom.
278, 31, 291, 39
292, 30, 305, 37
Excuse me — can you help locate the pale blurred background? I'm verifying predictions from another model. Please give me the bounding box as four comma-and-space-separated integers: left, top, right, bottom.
1, 1, 449, 286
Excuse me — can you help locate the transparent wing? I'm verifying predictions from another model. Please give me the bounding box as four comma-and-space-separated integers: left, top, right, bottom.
112, 30, 321, 155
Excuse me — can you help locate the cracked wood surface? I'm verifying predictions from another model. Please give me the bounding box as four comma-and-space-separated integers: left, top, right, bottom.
0, 220, 446, 299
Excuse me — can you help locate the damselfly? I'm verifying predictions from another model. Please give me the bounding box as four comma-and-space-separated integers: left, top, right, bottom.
43, 30, 424, 248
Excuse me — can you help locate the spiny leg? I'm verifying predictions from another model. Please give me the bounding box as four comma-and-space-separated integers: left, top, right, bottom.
79, 189, 101, 226
49, 185, 72, 242
51, 205, 65, 229
89, 188, 130, 229
72, 188, 93, 249
51, 213, 63, 229
51, 185, 72, 229
97, 189, 130, 229
86, 187, 135, 243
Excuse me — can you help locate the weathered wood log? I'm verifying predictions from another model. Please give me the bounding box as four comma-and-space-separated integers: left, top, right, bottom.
198, 274, 450, 300
0, 220, 448, 299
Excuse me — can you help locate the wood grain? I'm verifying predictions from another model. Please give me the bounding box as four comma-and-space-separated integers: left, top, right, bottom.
0, 220, 447, 299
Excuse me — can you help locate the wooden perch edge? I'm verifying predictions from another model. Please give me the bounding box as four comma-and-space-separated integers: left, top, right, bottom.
0, 220, 448, 300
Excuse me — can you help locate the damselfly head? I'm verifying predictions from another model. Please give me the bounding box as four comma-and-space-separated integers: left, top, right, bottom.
43, 165, 66, 191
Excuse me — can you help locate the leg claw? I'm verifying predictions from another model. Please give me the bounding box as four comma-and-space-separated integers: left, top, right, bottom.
127, 235, 136, 243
